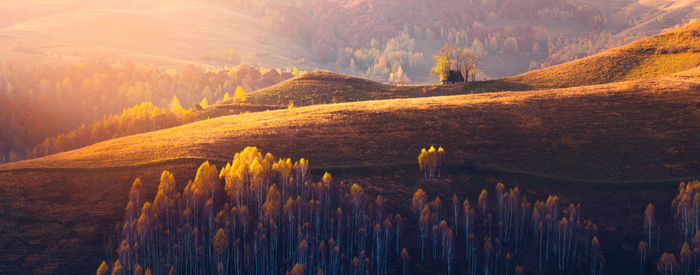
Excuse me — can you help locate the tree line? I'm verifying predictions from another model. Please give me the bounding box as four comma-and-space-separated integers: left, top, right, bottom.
31, 88, 250, 158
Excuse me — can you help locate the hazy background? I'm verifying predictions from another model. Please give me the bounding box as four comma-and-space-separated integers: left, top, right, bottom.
1, 0, 698, 83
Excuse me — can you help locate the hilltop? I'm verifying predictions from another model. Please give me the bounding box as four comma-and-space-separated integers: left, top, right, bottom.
248, 22, 700, 107
503, 21, 700, 89
248, 70, 527, 106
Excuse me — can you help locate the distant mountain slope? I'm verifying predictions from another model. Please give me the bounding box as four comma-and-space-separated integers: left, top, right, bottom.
503, 21, 700, 89
0, 0, 317, 69
610, 0, 700, 37
5, 78, 699, 181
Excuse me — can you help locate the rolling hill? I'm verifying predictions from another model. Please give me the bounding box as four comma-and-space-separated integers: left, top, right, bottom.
2, 18, 700, 275
670, 65, 700, 81
248, 22, 700, 107
503, 20, 700, 89
247, 70, 529, 106
1, 76, 698, 273
5, 77, 699, 180
1, 3, 699, 274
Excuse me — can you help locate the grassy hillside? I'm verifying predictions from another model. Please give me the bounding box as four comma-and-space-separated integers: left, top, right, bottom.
1, 77, 698, 273
1, 156, 683, 274
503, 21, 700, 89
670, 65, 700, 81
6, 78, 699, 181
248, 70, 528, 106
192, 101, 283, 120
0, 159, 203, 274
249, 22, 700, 107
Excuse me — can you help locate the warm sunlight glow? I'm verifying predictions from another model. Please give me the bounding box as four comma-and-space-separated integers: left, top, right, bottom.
0, 1, 698, 274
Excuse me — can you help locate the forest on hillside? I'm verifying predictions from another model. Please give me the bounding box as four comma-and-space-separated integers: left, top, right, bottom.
224, 0, 695, 82
96, 146, 611, 275
0, 61, 293, 162
88, 146, 700, 275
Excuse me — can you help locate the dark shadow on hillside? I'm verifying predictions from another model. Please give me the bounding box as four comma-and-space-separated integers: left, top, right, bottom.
463, 79, 534, 93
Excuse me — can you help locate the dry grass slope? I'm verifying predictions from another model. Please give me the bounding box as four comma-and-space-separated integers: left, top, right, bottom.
192, 102, 283, 121
5, 78, 699, 181
670, 66, 700, 81
249, 22, 700, 107
504, 21, 700, 89
248, 70, 528, 106
1, 77, 698, 274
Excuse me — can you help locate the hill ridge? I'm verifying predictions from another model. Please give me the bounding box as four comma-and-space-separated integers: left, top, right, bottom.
503, 20, 700, 88
248, 21, 700, 106
4, 77, 699, 181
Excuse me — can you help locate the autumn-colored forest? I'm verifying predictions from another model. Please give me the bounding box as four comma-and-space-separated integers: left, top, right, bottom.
227, 0, 693, 82
83, 144, 700, 275
93, 147, 611, 275
0, 61, 292, 162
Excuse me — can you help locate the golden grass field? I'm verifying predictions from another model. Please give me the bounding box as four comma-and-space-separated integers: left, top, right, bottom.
504, 21, 700, 89
6, 77, 698, 181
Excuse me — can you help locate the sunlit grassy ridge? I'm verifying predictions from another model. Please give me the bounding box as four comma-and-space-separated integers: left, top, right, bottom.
670, 66, 700, 81
248, 22, 700, 107
247, 70, 465, 106
248, 70, 528, 106
503, 21, 700, 89
5, 78, 698, 181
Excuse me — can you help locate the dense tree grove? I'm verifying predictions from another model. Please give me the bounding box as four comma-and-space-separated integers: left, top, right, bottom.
99, 146, 606, 274
0, 61, 292, 162
641, 180, 700, 275
412, 182, 603, 275
100, 147, 406, 275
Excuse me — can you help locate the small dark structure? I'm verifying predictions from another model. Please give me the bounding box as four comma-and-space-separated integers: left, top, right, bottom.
441, 70, 464, 84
